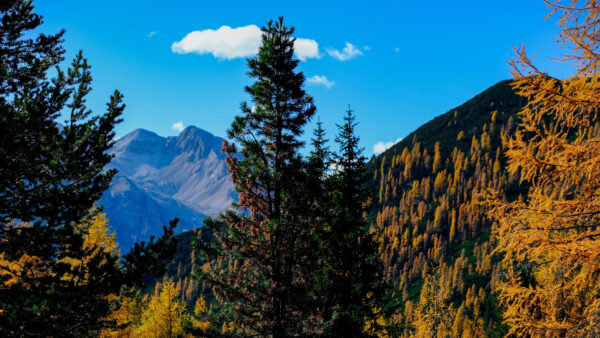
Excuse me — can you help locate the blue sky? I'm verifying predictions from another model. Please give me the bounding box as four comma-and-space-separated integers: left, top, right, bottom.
37, 0, 572, 157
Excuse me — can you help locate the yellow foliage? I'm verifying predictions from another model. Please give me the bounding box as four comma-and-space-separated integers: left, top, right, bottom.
192, 295, 211, 332
100, 291, 144, 338
432, 142, 442, 173
221, 321, 235, 334
487, 1, 600, 336
62, 211, 120, 273
1, 211, 126, 334
0, 223, 39, 288
410, 268, 455, 337
135, 280, 189, 338
1, 211, 119, 293
364, 307, 390, 337
0, 222, 48, 289
85, 212, 119, 254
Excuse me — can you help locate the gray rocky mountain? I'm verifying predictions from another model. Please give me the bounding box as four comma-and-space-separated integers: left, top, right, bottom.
101, 126, 235, 249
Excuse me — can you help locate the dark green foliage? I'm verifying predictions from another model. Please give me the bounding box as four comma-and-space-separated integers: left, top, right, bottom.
122, 219, 179, 288
319, 107, 391, 336
309, 118, 330, 175
194, 17, 319, 337
0, 1, 176, 336
163, 73, 529, 338
163, 228, 205, 281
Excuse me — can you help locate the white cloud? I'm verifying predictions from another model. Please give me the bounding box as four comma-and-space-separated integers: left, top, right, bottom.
294, 38, 320, 61
306, 75, 334, 89
363, 45, 371, 51
172, 121, 184, 132
171, 24, 319, 61
329, 162, 341, 173
394, 47, 399, 52
171, 25, 261, 59
148, 31, 157, 38
327, 42, 363, 61
373, 137, 403, 154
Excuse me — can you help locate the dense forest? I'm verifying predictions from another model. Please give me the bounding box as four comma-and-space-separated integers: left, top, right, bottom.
2, 0, 600, 336
367, 79, 526, 336
160, 65, 528, 337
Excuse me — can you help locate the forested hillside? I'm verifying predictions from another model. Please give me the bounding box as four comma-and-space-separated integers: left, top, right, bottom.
157, 79, 528, 335
366, 79, 527, 335
6, 0, 600, 335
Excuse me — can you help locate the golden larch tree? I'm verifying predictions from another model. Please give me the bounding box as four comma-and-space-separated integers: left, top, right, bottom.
135, 280, 189, 337
488, 0, 600, 336
410, 267, 455, 337
191, 295, 211, 333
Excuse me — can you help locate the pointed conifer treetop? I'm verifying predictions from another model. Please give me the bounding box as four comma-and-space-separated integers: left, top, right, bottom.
196, 17, 321, 337
318, 106, 391, 337
0, 1, 177, 335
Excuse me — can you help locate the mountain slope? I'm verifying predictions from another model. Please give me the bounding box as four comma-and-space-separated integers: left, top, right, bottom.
366, 80, 527, 335
101, 126, 235, 250
160, 81, 528, 335
366, 79, 524, 174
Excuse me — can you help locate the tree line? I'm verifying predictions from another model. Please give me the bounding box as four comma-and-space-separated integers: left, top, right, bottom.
0, 2, 389, 337
3, 0, 600, 336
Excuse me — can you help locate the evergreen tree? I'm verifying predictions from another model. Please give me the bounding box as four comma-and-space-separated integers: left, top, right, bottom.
195, 17, 318, 336
309, 118, 331, 177
304, 118, 334, 333
0, 1, 177, 335
322, 107, 391, 337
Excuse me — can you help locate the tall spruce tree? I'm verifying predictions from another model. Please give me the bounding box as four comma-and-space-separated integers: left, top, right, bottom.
0, 1, 176, 336
322, 107, 391, 337
304, 118, 333, 332
308, 118, 330, 177
195, 17, 319, 336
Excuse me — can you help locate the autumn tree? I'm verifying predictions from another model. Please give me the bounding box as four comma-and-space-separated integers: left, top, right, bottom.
488, 0, 600, 335
135, 280, 189, 338
195, 17, 319, 336
411, 267, 455, 338
60, 210, 120, 273
0, 1, 176, 335
100, 289, 145, 338
191, 295, 212, 334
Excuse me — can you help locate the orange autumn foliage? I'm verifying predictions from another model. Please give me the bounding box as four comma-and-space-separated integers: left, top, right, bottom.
488, 0, 600, 335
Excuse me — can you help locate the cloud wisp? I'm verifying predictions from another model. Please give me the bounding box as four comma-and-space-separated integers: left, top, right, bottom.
148, 31, 157, 38
172, 121, 184, 132
171, 25, 319, 61
306, 75, 334, 89
327, 42, 363, 61
373, 137, 403, 154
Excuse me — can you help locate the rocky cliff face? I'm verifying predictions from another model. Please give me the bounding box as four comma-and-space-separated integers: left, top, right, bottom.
101, 126, 235, 249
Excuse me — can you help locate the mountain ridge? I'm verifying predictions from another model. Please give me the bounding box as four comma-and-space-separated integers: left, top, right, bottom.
101, 125, 235, 250
368, 79, 524, 168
